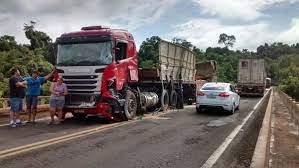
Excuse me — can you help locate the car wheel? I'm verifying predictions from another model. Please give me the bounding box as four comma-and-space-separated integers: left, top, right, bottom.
228, 104, 235, 115
236, 104, 240, 111
196, 107, 202, 113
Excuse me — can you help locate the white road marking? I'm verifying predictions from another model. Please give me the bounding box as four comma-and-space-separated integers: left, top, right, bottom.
200, 90, 270, 168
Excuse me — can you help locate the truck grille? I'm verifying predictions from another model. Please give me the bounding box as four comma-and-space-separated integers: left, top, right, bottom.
62, 74, 102, 94
65, 95, 95, 106
67, 85, 97, 90
64, 81, 97, 84
64, 75, 98, 79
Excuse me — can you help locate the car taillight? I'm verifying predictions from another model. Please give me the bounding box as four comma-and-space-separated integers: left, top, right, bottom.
197, 92, 205, 96
218, 92, 230, 97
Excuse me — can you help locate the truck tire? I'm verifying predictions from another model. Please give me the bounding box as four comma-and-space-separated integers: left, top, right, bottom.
161, 90, 169, 111
124, 90, 137, 120
170, 90, 177, 108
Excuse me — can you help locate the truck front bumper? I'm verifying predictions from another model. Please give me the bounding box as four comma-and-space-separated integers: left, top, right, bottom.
63, 102, 113, 119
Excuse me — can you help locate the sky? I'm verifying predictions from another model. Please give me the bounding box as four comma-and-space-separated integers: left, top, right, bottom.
0, 0, 299, 51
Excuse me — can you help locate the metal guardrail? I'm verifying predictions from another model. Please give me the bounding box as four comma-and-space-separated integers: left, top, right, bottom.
0, 96, 50, 110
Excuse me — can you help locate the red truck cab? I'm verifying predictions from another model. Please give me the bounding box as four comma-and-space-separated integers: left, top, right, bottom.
54, 26, 138, 120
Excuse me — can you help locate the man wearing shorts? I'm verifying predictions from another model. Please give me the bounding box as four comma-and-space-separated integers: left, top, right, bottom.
23, 70, 52, 123
9, 68, 26, 128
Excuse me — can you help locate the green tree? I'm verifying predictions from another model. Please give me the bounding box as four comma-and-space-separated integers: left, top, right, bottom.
138, 36, 161, 68
24, 21, 52, 50
218, 33, 236, 48
0, 35, 18, 52
172, 37, 193, 49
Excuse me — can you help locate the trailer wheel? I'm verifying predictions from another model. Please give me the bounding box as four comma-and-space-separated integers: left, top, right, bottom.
161, 90, 169, 111
124, 90, 137, 120
170, 90, 177, 108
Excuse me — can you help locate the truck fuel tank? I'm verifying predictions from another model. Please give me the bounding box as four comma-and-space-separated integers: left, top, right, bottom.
140, 92, 159, 109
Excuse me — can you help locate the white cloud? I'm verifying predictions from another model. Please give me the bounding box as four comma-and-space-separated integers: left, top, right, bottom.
172, 18, 274, 51
276, 18, 299, 43
0, 0, 179, 44
193, 0, 299, 21
172, 16, 299, 51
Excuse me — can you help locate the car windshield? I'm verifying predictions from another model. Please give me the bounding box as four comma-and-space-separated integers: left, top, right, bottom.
57, 42, 113, 66
202, 85, 226, 91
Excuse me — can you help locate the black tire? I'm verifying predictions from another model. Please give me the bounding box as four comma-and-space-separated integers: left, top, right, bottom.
196, 107, 202, 113
161, 90, 169, 111
228, 104, 235, 115
170, 90, 178, 107
236, 104, 240, 111
124, 90, 137, 120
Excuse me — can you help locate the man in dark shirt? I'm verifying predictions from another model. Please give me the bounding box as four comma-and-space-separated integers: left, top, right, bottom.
9, 68, 26, 127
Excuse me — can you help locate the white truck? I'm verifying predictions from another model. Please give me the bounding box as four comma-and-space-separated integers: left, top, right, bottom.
237, 59, 266, 96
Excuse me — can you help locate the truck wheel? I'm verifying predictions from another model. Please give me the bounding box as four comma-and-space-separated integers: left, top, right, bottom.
124, 90, 137, 120
170, 90, 177, 107
161, 90, 169, 111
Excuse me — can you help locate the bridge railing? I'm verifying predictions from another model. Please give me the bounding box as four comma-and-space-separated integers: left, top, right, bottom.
277, 89, 299, 126
0, 96, 50, 112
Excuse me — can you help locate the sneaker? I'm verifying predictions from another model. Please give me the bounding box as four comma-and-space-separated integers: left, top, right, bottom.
10, 123, 16, 128
16, 121, 25, 126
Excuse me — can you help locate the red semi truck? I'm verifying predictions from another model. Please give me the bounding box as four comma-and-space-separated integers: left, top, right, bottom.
53, 26, 196, 121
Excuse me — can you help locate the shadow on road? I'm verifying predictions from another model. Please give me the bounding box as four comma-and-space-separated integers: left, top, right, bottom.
193, 109, 233, 117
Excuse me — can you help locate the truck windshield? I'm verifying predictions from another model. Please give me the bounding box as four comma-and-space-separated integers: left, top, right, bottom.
57, 42, 113, 66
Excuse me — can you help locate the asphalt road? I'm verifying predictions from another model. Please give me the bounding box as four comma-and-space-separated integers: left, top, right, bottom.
0, 97, 261, 168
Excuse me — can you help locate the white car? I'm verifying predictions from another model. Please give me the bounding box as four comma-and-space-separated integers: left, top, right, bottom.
196, 82, 240, 114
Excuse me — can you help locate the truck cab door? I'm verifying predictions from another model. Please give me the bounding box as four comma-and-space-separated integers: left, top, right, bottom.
114, 41, 128, 90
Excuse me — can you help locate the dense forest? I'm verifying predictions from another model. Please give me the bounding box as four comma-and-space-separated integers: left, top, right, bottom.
0, 22, 53, 98
139, 36, 299, 100
0, 23, 298, 101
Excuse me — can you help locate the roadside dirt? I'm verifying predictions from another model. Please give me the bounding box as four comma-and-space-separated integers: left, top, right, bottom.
0, 106, 50, 124
269, 92, 299, 168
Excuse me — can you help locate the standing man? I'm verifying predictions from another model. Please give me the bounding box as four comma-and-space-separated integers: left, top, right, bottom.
24, 70, 52, 123
9, 68, 26, 128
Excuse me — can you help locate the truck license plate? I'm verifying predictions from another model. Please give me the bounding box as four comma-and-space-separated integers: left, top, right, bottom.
207, 94, 216, 99
74, 110, 85, 113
